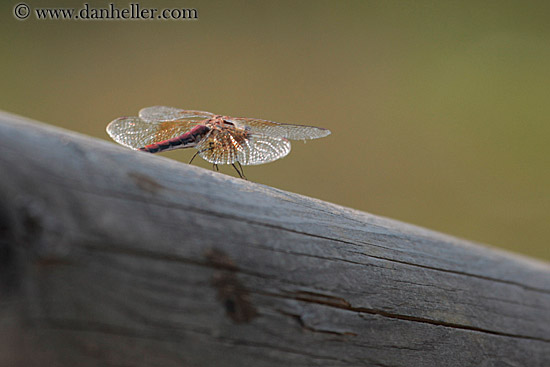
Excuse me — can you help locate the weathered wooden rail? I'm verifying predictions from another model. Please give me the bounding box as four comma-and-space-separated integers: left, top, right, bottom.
0, 110, 549, 366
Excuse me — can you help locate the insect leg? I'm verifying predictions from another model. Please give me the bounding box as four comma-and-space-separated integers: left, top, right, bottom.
236, 161, 247, 180
231, 162, 247, 180
236, 161, 247, 178
189, 147, 214, 165
189, 151, 200, 165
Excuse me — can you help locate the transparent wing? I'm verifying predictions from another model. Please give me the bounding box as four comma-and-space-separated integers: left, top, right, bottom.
226, 117, 331, 140
139, 106, 216, 122
197, 131, 291, 166
106, 116, 199, 149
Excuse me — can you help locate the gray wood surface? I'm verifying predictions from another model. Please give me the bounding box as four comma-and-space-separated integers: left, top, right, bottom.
0, 110, 549, 367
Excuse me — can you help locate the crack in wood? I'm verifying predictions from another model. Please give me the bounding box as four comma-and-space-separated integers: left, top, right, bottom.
277, 309, 358, 337
274, 290, 550, 343
81, 243, 550, 343
291, 290, 352, 308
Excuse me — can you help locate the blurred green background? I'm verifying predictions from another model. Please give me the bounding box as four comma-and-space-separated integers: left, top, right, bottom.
1, 1, 549, 261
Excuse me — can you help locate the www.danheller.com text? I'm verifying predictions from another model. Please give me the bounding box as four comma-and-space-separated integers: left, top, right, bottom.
14, 3, 198, 20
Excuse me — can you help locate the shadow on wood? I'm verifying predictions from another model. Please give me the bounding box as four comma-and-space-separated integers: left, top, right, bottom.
0, 110, 549, 366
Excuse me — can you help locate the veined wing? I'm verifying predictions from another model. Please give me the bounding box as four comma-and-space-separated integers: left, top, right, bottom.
106, 116, 200, 150
226, 117, 331, 140
139, 106, 216, 122
197, 131, 291, 166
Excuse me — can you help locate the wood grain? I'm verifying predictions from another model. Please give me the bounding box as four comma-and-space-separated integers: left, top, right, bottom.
0, 110, 549, 366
